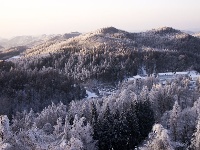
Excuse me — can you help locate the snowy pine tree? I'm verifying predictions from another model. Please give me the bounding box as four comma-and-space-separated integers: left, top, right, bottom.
190, 117, 200, 150
141, 124, 174, 150
169, 101, 181, 142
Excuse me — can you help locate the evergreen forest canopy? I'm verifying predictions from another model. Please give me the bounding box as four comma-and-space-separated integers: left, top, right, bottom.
0, 27, 200, 149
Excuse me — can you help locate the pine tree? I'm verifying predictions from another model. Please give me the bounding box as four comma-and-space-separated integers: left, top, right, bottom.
169, 101, 181, 142
111, 109, 120, 149
70, 115, 97, 150
90, 102, 98, 141
136, 100, 155, 141
141, 124, 174, 150
98, 104, 113, 150
0, 116, 12, 150
126, 103, 140, 149
62, 116, 71, 141
190, 117, 200, 150
117, 109, 131, 150
66, 137, 84, 150
0, 115, 11, 142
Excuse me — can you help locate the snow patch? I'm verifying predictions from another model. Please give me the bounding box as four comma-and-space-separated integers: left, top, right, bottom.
141, 66, 147, 75
6, 55, 21, 61
127, 75, 145, 81
11, 55, 20, 59
86, 90, 98, 99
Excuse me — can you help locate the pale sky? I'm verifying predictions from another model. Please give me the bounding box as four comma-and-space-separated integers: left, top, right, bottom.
0, 0, 200, 38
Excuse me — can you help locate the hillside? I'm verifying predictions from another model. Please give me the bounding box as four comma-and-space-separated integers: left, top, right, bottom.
134, 27, 200, 54
15, 27, 200, 80
0, 46, 27, 60
21, 27, 200, 58
0, 33, 81, 60
21, 27, 135, 58
2, 26, 200, 114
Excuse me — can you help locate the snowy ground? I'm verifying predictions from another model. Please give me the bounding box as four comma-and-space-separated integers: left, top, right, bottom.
86, 90, 98, 99
6, 55, 21, 61
127, 75, 145, 81
11, 55, 20, 59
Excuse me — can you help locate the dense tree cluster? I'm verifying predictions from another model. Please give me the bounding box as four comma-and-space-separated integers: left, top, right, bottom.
14, 45, 200, 84
134, 27, 200, 54
13, 27, 200, 82
0, 77, 157, 150
0, 46, 27, 60
0, 61, 86, 117
0, 76, 200, 149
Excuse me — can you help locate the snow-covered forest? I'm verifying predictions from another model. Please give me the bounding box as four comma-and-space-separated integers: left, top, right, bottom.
1, 76, 200, 149
1, 27, 200, 149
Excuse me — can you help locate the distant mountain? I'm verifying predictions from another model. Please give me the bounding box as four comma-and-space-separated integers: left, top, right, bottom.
0, 35, 51, 49
0, 37, 7, 41
0, 37, 5, 50
0, 45, 4, 50
148, 27, 181, 34
0, 32, 81, 60
0, 32, 81, 49
0, 38, 8, 49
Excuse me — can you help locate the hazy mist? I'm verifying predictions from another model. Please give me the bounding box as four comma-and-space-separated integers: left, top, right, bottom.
1, 0, 200, 38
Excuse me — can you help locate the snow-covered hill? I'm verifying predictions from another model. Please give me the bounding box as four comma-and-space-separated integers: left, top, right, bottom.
134, 27, 200, 53
65, 27, 136, 49
15, 27, 136, 60
20, 26, 200, 60
140, 27, 185, 41
1, 27, 200, 150
0, 46, 27, 60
